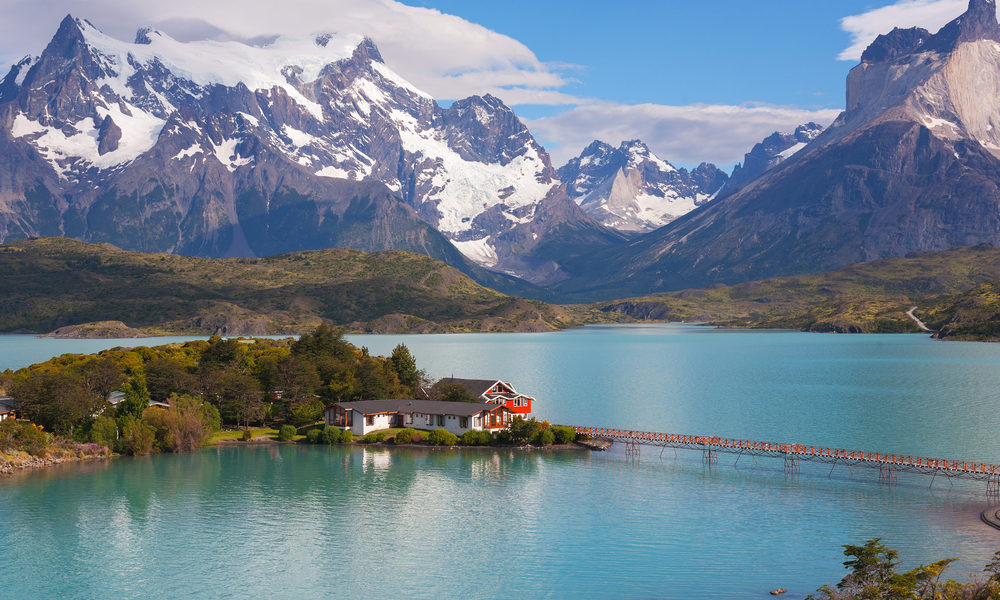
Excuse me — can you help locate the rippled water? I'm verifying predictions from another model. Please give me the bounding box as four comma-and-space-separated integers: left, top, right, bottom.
2, 326, 1000, 599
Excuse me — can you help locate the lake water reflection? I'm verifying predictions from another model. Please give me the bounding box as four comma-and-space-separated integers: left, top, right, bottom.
2, 326, 1000, 598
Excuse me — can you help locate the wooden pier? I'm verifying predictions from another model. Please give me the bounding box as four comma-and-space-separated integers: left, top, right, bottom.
571, 426, 1000, 494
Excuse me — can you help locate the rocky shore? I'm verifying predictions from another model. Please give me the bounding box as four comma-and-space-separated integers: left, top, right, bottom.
0, 448, 112, 476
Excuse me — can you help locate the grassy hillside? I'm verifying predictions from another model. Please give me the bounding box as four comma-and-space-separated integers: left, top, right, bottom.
0, 238, 613, 335
593, 244, 1000, 337
933, 282, 1000, 341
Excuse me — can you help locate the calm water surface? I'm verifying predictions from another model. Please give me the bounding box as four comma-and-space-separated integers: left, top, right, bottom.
2, 325, 1000, 599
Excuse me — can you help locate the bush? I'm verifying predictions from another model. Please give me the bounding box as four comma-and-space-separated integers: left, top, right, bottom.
289, 398, 325, 427
394, 428, 416, 444
278, 424, 297, 442
535, 429, 555, 446
504, 417, 542, 444
306, 428, 321, 444
121, 417, 155, 456
460, 430, 493, 446
241, 429, 252, 442
550, 425, 576, 444
89, 415, 118, 450
363, 431, 386, 444
338, 428, 353, 444
427, 428, 458, 446
321, 426, 341, 445
0, 420, 51, 456
411, 432, 424, 443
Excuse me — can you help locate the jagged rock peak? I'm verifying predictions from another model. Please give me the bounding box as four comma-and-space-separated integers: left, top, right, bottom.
45, 14, 89, 54
924, 0, 1000, 51
861, 27, 931, 63
134, 27, 160, 45
351, 37, 383, 63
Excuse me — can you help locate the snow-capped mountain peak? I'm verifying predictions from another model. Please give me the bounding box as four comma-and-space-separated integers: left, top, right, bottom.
0, 15, 597, 284
557, 140, 726, 233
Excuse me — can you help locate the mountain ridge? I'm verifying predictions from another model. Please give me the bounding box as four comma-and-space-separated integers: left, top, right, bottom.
549, 0, 1000, 300
0, 15, 623, 288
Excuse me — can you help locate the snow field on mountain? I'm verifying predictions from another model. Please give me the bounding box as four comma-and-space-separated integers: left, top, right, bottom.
390, 108, 553, 235
11, 102, 165, 177
78, 20, 362, 120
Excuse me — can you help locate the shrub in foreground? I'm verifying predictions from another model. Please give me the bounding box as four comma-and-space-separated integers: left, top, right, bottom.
550, 425, 576, 444
460, 430, 493, 446
306, 428, 322, 444
394, 428, 416, 444
278, 425, 296, 442
427, 428, 458, 446
338, 429, 353, 444
121, 417, 155, 456
88, 415, 118, 450
363, 431, 386, 444
321, 426, 341, 445
0, 420, 51, 456
535, 429, 556, 446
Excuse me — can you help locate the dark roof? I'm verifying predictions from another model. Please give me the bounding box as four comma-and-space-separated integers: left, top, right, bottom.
429, 378, 499, 398
0, 397, 19, 412
330, 399, 504, 417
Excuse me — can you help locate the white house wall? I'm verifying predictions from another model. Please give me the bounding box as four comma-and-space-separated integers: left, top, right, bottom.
324, 408, 504, 436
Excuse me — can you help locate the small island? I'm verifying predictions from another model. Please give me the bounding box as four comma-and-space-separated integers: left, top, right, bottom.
1, 325, 589, 475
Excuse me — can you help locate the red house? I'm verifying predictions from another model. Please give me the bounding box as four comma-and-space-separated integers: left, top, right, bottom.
427, 378, 534, 415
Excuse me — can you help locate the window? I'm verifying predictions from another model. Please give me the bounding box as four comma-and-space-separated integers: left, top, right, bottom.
460, 417, 468, 428
426, 414, 433, 426
437, 415, 444, 427
473, 416, 480, 427
366, 415, 374, 426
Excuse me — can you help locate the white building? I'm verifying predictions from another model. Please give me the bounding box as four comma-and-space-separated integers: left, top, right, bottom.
0, 397, 19, 422
324, 399, 513, 437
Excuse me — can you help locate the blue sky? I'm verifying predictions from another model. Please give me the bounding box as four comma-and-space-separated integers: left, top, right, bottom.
0, 0, 977, 168
407, 0, 878, 113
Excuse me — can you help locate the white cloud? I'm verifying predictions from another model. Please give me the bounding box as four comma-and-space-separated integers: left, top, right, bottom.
0, 0, 576, 105
839, 0, 970, 61
526, 102, 842, 168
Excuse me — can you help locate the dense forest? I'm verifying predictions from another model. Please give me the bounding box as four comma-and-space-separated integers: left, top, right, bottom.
0, 325, 574, 458
0, 325, 424, 456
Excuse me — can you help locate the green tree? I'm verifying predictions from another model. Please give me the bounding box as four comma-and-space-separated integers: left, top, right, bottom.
200, 337, 244, 370
500, 416, 542, 445
217, 371, 264, 429
390, 344, 425, 395
12, 371, 103, 435
88, 415, 119, 450
116, 375, 150, 420
352, 356, 403, 401
809, 539, 961, 600
291, 324, 352, 363
145, 357, 198, 402
436, 383, 479, 403
273, 355, 321, 420
120, 416, 155, 456
78, 357, 125, 401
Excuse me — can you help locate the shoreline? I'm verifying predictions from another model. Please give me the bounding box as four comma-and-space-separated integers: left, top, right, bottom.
0, 451, 113, 477
2, 436, 610, 479
210, 437, 605, 452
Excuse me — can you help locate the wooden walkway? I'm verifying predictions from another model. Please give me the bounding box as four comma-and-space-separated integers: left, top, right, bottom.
571, 426, 1000, 493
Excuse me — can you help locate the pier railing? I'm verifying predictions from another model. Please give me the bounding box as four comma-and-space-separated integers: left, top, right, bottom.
571, 426, 1000, 493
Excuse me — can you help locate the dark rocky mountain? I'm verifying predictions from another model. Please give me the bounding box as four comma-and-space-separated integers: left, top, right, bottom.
557, 140, 727, 233
551, 0, 1000, 301
721, 123, 824, 196
0, 16, 621, 289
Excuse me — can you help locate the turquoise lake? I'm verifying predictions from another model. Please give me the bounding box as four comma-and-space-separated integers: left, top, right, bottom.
2, 325, 1000, 598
